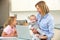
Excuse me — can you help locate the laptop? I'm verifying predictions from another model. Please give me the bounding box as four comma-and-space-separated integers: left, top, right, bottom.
16, 25, 32, 40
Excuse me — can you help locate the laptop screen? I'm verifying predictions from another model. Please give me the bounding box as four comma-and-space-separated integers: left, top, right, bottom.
16, 25, 32, 40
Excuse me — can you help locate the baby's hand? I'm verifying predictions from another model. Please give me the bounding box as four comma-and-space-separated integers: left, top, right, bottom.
30, 27, 34, 30
35, 34, 40, 37
32, 28, 38, 34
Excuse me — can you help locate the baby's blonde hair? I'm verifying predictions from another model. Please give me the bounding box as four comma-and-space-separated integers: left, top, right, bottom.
3, 16, 16, 28
28, 15, 36, 19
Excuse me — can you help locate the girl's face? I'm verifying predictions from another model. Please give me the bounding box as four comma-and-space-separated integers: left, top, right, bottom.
30, 16, 36, 23
12, 18, 17, 26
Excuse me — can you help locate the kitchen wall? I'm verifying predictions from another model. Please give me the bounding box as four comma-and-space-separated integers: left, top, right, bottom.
11, 0, 60, 11
10, 10, 60, 25
0, 0, 9, 26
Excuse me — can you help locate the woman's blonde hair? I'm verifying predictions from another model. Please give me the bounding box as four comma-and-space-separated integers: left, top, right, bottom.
35, 1, 49, 16
3, 16, 16, 28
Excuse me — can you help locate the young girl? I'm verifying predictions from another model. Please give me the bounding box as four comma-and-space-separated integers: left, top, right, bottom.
1, 16, 17, 37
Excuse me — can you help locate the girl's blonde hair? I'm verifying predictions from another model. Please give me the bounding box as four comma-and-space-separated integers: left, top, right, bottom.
3, 16, 16, 28
35, 1, 49, 16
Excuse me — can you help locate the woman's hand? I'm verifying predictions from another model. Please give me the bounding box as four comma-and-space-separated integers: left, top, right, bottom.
39, 35, 47, 39
35, 34, 47, 39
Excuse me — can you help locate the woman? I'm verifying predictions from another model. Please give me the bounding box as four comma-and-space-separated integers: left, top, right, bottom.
33, 1, 54, 40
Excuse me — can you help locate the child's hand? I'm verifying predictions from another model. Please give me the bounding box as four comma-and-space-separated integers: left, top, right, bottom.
9, 28, 17, 37
13, 28, 16, 33
13, 28, 17, 37
9, 33, 15, 37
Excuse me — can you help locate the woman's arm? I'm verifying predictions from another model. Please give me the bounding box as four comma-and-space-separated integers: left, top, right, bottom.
39, 35, 47, 39
46, 17, 54, 38
39, 17, 54, 39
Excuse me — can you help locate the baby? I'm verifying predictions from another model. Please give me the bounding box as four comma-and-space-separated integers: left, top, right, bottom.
28, 15, 45, 40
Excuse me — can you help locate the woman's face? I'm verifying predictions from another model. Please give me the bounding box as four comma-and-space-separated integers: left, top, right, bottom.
36, 5, 42, 14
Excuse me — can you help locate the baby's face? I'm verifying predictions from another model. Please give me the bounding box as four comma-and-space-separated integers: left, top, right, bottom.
30, 16, 36, 23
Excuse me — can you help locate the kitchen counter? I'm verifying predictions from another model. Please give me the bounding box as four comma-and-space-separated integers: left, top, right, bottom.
0, 25, 60, 40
